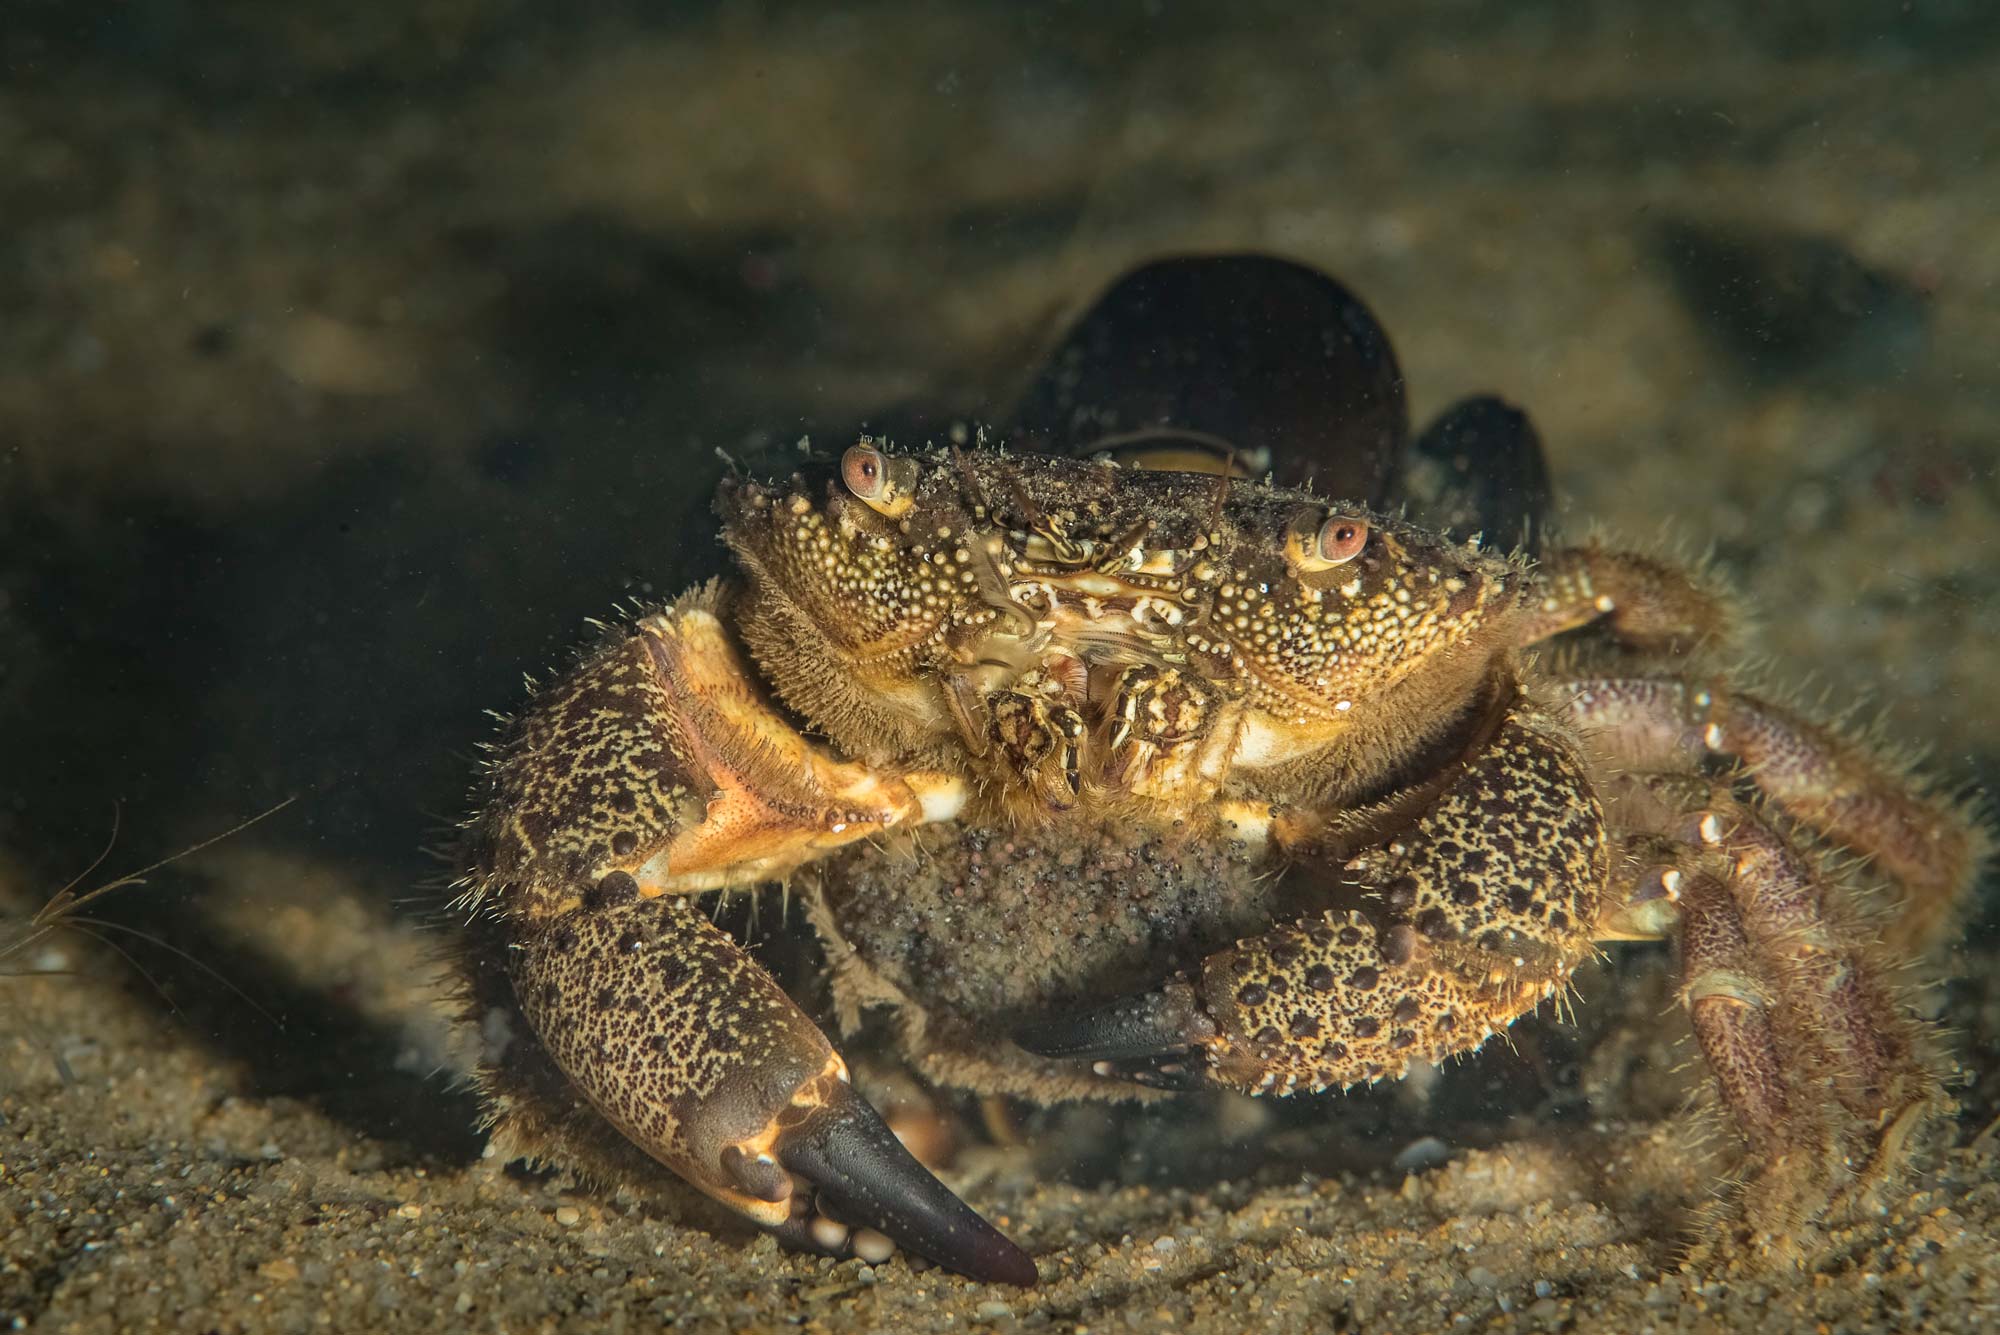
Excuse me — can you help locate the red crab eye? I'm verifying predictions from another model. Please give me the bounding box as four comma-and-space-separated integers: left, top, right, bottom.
841, 444, 886, 499
1317, 516, 1369, 564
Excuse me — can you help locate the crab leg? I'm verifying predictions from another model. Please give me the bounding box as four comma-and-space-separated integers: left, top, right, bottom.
1516, 543, 1737, 656
1695, 689, 1988, 956
1626, 801, 1937, 1222
1571, 676, 1945, 1201
1674, 866, 1799, 1154
463, 587, 1030, 1284
1526, 541, 1986, 955
1564, 675, 1988, 958
1703, 802, 1926, 1119
1020, 704, 1605, 1096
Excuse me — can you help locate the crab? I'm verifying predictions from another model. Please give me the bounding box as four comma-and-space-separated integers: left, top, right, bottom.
452, 256, 1985, 1287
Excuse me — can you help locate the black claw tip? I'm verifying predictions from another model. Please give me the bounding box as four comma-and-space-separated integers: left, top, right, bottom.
1014, 985, 1207, 1063
779, 1083, 1038, 1287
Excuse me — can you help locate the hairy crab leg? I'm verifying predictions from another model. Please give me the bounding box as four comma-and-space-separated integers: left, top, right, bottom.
1563, 675, 1989, 959
1570, 679, 1948, 1217
1516, 543, 1737, 656
460, 586, 1030, 1284
1700, 801, 1929, 1123
1674, 866, 1802, 1155
1521, 544, 1986, 956
1695, 689, 1990, 956
1619, 801, 1939, 1229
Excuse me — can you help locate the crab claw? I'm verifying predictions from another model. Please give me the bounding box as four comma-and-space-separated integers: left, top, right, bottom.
508, 895, 1036, 1287
1014, 982, 1217, 1090
764, 1079, 1039, 1287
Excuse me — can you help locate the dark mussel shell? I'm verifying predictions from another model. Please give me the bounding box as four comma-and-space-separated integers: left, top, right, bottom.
1005, 253, 1552, 552
1399, 394, 1552, 552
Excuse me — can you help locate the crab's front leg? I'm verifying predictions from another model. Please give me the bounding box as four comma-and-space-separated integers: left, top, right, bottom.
1019, 700, 1607, 1094
462, 585, 1033, 1285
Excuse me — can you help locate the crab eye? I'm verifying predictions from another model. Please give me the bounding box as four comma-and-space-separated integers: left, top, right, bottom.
838, 443, 920, 518
1285, 509, 1371, 572
842, 445, 887, 499
1317, 516, 1369, 565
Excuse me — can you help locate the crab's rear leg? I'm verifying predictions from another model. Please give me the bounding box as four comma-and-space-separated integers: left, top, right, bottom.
1568, 676, 1988, 961
1019, 701, 1606, 1095
462, 586, 1031, 1285
1620, 798, 1940, 1239
1525, 546, 1986, 956
1578, 677, 1952, 1218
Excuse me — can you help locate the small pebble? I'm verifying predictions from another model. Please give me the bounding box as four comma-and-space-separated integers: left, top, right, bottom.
810, 1216, 850, 1251
852, 1228, 895, 1264
554, 1206, 582, 1227
975, 1299, 1013, 1321
1392, 1136, 1452, 1172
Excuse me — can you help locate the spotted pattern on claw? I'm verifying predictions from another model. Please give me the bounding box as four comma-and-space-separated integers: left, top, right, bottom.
1190, 703, 1607, 1095
510, 894, 842, 1223
1343, 710, 1608, 952
466, 595, 709, 919
1195, 912, 1461, 1091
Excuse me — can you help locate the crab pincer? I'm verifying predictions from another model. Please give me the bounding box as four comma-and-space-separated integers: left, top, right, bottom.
459, 591, 1033, 1285
509, 892, 1036, 1285
1014, 981, 1218, 1091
